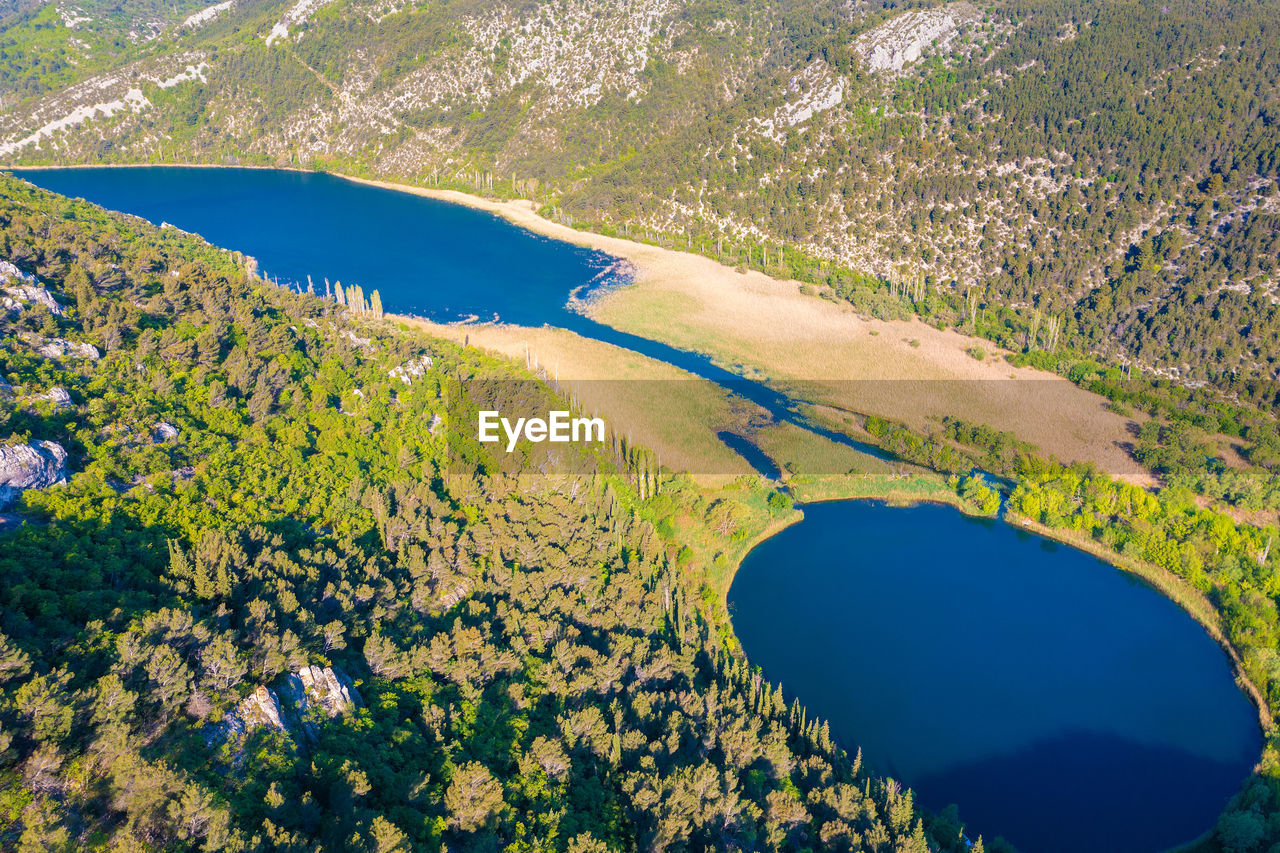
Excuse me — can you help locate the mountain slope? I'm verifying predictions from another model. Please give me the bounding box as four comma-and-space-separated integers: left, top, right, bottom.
2, 0, 1278, 388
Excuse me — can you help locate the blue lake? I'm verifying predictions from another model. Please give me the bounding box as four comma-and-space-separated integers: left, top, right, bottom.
729, 500, 1262, 852
13, 166, 621, 325
12, 166, 1265, 850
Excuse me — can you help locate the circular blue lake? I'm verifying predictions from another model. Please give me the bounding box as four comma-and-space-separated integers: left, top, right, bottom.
728, 500, 1261, 851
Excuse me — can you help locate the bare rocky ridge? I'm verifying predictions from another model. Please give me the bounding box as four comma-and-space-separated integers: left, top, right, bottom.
852, 2, 984, 73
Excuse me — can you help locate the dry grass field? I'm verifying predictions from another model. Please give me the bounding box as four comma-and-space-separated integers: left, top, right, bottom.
400, 318, 766, 482
587, 262, 1149, 482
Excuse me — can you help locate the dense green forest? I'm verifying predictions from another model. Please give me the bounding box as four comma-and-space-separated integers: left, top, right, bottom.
0, 176, 970, 850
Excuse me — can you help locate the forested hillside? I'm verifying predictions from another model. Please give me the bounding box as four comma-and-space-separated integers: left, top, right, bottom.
0, 176, 952, 850
1, 0, 1277, 388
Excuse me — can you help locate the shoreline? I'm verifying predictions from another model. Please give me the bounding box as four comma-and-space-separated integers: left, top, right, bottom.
715, 509, 804, 618
715, 477, 968, 625
726, 491, 1265, 853
1011, 512, 1275, 736
720, 477, 1273, 737
2, 161, 663, 269
8, 160, 1270, 735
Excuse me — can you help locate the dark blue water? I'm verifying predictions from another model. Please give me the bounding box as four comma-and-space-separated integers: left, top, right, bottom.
728, 500, 1262, 852
15, 166, 621, 324
11, 166, 887, 468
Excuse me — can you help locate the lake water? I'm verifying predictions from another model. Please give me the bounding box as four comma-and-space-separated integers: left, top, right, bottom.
13, 167, 1264, 849
729, 500, 1262, 852
14, 167, 623, 325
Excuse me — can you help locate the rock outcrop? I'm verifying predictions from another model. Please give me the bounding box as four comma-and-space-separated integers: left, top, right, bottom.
37, 338, 100, 360
1, 261, 64, 315
152, 422, 179, 442
0, 441, 69, 509
42, 387, 73, 411
3, 285, 64, 316
388, 354, 434, 385
853, 2, 982, 73
210, 665, 361, 752
216, 685, 289, 740
0, 260, 33, 284
280, 665, 362, 741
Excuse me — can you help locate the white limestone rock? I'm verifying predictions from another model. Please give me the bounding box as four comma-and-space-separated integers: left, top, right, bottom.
388, 354, 434, 385
0, 260, 36, 286
0, 261, 63, 316
183, 1, 233, 28
281, 665, 361, 740
0, 441, 69, 509
37, 338, 100, 360
2, 285, 64, 316
216, 685, 290, 741
853, 2, 982, 73
42, 387, 73, 411
211, 666, 360, 750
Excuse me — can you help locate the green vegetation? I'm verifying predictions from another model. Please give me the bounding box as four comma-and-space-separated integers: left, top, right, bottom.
0, 0, 216, 105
